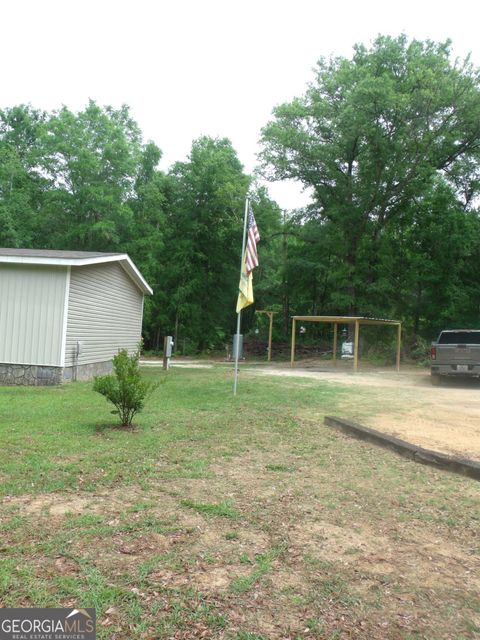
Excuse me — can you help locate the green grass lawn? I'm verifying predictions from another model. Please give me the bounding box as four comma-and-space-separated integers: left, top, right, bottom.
0, 367, 479, 639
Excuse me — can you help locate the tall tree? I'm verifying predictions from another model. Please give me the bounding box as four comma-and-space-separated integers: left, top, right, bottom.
128, 142, 172, 349
155, 137, 282, 351
162, 137, 250, 350
385, 179, 480, 337
0, 105, 47, 246
260, 35, 480, 315
38, 101, 144, 251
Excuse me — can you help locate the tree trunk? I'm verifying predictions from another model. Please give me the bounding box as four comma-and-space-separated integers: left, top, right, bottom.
346, 252, 357, 316
174, 313, 179, 353
413, 282, 422, 341
282, 213, 290, 335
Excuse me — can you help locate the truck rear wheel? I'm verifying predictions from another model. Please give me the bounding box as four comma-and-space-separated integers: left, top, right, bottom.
431, 374, 441, 386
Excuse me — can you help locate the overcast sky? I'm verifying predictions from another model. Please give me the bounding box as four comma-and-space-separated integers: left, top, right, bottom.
2, 0, 480, 209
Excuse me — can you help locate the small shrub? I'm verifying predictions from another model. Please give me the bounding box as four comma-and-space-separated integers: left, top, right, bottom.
93, 348, 158, 427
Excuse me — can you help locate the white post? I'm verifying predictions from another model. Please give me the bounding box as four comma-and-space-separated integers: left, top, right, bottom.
233, 196, 250, 395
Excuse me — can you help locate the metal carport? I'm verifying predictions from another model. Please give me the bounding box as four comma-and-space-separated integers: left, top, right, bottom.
290, 315, 402, 372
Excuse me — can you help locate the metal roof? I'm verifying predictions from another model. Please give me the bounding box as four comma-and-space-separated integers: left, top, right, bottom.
0, 248, 152, 295
292, 315, 400, 325
0, 248, 122, 259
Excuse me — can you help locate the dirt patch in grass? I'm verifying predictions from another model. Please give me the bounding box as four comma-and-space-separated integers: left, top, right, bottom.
292, 520, 390, 560
53, 556, 80, 576
2, 486, 147, 516
294, 517, 480, 593
2, 494, 102, 516
150, 562, 254, 594
111, 531, 179, 557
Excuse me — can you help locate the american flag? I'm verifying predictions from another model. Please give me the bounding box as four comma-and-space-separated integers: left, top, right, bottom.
245, 204, 260, 273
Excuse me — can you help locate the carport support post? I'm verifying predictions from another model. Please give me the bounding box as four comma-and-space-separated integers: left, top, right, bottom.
290, 318, 296, 367
353, 320, 360, 372
333, 323, 338, 366
396, 323, 402, 372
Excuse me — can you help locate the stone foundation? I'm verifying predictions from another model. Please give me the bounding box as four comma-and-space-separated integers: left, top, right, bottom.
0, 364, 63, 386
64, 360, 113, 381
0, 361, 113, 386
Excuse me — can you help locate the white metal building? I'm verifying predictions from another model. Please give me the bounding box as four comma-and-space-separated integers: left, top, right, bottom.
0, 249, 152, 385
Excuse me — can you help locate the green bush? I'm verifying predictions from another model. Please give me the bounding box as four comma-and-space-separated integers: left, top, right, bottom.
408, 336, 431, 366
93, 348, 158, 427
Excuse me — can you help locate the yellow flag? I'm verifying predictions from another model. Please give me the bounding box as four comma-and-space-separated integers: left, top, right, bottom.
236, 255, 254, 312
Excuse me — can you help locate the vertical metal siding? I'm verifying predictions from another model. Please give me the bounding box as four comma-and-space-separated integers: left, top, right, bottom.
64, 262, 144, 367
0, 264, 67, 365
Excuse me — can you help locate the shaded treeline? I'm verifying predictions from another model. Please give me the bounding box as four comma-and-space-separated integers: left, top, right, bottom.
2, 36, 480, 351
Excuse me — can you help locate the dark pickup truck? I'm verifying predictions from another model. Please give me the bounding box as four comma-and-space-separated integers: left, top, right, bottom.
431, 330, 480, 383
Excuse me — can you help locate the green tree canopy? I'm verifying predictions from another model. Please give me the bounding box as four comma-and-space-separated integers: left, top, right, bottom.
162, 137, 251, 349
0, 105, 47, 246
260, 35, 480, 314
38, 100, 147, 251
4, 37, 480, 355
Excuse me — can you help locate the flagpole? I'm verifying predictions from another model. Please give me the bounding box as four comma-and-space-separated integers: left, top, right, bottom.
233, 195, 250, 396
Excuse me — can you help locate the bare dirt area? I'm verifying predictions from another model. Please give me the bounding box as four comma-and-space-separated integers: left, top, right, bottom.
247, 361, 480, 461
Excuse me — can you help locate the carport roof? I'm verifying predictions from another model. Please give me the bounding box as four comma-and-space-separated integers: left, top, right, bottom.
292, 315, 401, 326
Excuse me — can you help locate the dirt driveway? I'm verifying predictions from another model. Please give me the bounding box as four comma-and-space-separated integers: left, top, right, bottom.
247, 362, 480, 462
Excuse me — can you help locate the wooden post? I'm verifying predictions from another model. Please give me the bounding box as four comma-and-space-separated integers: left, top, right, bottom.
267, 312, 273, 362
396, 323, 402, 372
290, 318, 296, 367
163, 336, 168, 370
353, 320, 360, 372
333, 322, 338, 366
255, 310, 276, 362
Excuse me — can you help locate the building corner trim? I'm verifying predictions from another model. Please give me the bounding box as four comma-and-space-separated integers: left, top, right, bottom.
60, 266, 71, 367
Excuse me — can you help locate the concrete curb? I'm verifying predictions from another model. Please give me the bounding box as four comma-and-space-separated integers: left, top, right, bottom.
324, 416, 480, 481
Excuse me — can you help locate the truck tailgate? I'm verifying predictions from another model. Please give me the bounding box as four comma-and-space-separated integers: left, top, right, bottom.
435, 344, 480, 364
